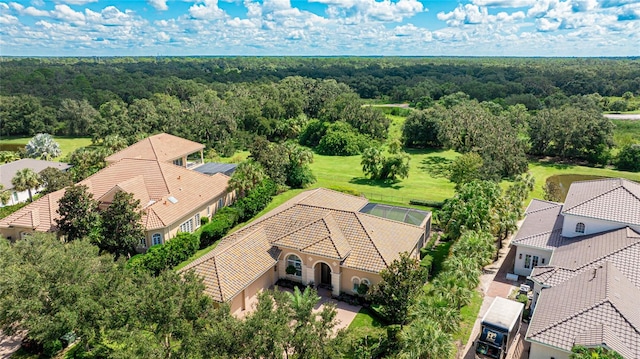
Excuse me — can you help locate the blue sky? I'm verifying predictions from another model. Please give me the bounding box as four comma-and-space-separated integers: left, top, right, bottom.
1, 0, 639, 56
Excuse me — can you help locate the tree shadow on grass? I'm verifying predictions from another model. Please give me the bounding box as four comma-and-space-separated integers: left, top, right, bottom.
419, 156, 452, 178
349, 177, 404, 190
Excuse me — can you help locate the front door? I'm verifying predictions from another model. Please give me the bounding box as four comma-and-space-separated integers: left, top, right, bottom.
320, 263, 331, 286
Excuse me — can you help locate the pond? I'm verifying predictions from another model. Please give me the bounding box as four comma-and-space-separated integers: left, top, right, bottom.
0, 143, 25, 152
545, 174, 608, 202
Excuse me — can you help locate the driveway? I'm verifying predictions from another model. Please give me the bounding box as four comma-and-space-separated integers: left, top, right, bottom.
458, 225, 531, 359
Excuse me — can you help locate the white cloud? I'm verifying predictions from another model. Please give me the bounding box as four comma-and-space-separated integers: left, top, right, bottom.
0, 13, 18, 24
437, 4, 525, 26
227, 17, 256, 27
189, 0, 226, 19
471, 0, 536, 7
571, 0, 598, 12
52, 4, 85, 23
536, 17, 561, 30
148, 0, 168, 11
22, 6, 50, 16
310, 0, 424, 22
157, 31, 170, 41
31, 0, 44, 6
55, 0, 98, 5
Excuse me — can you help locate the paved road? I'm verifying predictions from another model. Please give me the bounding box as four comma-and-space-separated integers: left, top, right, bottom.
603, 114, 640, 120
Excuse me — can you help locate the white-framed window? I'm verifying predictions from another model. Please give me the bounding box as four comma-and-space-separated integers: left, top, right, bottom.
195, 213, 201, 228
532, 256, 539, 268
152, 233, 162, 246
218, 198, 224, 210
524, 254, 532, 269
179, 219, 194, 233
575, 222, 585, 233
139, 237, 146, 247
173, 158, 183, 166
13, 192, 18, 201
352, 278, 360, 292
287, 255, 302, 277
207, 206, 210, 216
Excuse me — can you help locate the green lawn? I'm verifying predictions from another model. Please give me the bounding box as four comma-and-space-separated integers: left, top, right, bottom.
453, 290, 483, 348
0, 136, 92, 161
348, 307, 384, 330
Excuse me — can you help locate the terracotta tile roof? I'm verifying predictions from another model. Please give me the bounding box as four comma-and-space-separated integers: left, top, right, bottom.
527, 262, 640, 358
0, 159, 71, 189
183, 228, 281, 302
181, 188, 428, 302
512, 201, 564, 250
0, 189, 64, 232
1, 158, 229, 232
105, 133, 204, 164
562, 178, 640, 225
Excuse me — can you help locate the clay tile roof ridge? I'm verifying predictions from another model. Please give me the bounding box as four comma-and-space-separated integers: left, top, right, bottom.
562, 179, 639, 214
529, 300, 612, 339
183, 226, 265, 272
566, 236, 640, 273
524, 200, 563, 215
353, 213, 388, 267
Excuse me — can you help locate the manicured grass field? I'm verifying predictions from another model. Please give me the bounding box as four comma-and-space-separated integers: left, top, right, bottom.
453, 290, 483, 347
347, 307, 384, 330
0, 136, 92, 161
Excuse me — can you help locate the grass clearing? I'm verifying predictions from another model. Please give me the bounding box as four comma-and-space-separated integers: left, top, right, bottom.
453, 290, 483, 347
348, 307, 384, 330
612, 119, 640, 147
0, 136, 92, 161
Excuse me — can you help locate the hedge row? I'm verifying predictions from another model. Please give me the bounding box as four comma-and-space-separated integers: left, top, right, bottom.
409, 199, 444, 209
199, 179, 277, 249
129, 232, 199, 275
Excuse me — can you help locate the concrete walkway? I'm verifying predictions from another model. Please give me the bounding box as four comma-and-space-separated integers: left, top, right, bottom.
0, 331, 25, 359
458, 229, 529, 359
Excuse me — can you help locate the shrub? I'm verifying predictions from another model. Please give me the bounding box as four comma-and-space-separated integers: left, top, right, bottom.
200, 216, 210, 225
616, 144, 640, 171
316, 122, 370, 156
420, 255, 433, 271
234, 179, 277, 222
127, 233, 199, 275
286, 265, 297, 275
409, 199, 444, 208
199, 207, 240, 248
299, 120, 328, 147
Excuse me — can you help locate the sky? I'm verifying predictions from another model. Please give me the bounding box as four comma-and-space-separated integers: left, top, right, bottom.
0, 0, 639, 56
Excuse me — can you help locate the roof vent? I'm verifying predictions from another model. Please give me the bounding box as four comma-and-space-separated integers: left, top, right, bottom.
167, 196, 178, 204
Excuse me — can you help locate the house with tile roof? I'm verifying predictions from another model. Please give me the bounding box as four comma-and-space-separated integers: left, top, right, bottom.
0, 135, 232, 247
180, 188, 431, 316
105, 133, 204, 168
0, 159, 71, 207
510, 178, 640, 359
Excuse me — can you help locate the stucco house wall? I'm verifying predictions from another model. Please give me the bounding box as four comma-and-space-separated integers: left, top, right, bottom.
528, 342, 570, 359
561, 214, 640, 238
340, 267, 381, 296
513, 246, 552, 276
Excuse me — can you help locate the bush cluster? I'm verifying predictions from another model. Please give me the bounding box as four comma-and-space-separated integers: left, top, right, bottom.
409, 199, 444, 209
128, 232, 199, 275
312, 122, 372, 156
199, 207, 241, 249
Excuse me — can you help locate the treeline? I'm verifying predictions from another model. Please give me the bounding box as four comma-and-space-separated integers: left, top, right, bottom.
2, 57, 639, 106
403, 92, 621, 177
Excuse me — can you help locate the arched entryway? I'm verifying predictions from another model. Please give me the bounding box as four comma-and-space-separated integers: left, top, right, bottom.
314, 262, 332, 288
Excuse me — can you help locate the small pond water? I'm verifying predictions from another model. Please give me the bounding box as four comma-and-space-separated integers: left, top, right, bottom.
0, 144, 25, 152
545, 174, 608, 202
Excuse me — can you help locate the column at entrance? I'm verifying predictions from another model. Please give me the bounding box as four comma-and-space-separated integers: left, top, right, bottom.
330, 272, 341, 296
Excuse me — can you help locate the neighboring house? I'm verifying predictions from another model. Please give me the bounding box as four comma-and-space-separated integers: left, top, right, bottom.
180, 188, 431, 316
0, 159, 71, 207
511, 178, 640, 359
105, 133, 205, 168
0, 134, 233, 247
193, 163, 237, 177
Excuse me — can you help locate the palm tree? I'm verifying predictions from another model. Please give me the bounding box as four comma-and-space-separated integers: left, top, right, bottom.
25, 133, 62, 160
0, 184, 11, 205
431, 272, 474, 310
0, 151, 20, 164
443, 256, 481, 289
11, 168, 41, 202
411, 294, 461, 334
570, 345, 623, 359
228, 160, 266, 198
399, 318, 455, 359
452, 230, 496, 268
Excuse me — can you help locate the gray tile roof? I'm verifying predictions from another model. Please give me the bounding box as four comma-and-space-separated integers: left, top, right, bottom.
527, 262, 640, 358
562, 178, 640, 225
0, 159, 71, 189
529, 228, 640, 289
181, 188, 429, 303
512, 200, 564, 250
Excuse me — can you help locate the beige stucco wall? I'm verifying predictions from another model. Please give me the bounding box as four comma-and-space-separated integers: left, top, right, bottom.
141, 191, 234, 248
229, 267, 277, 316
340, 267, 381, 295
278, 249, 341, 285
0, 226, 36, 241
528, 341, 570, 359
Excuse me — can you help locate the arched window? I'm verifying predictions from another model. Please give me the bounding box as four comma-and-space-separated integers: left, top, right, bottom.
152, 233, 162, 246
286, 255, 302, 276
352, 278, 360, 292
575, 222, 585, 234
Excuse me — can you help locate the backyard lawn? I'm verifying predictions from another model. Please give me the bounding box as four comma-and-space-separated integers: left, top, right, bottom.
0, 136, 92, 161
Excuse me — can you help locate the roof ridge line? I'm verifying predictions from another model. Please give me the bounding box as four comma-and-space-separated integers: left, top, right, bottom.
154, 160, 171, 198
529, 300, 611, 339
562, 185, 622, 213
271, 214, 327, 244
571, 239, 640, 272
354, 213, 388, 267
